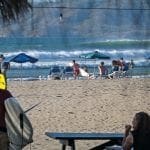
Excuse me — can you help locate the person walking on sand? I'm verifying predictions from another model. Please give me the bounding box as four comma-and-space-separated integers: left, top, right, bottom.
122, 111, 150, 150
72, 60, 80, 79
0, 89, 13, 150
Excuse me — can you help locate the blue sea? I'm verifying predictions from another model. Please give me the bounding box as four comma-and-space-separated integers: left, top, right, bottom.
0, 37, 150, 80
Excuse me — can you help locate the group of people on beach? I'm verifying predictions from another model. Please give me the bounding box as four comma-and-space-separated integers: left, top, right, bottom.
71, 57, 134, 80
98, 57, 134, 79
0, 54, 135, 81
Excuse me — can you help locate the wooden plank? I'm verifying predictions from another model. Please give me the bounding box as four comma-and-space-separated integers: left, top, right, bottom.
45, 132, 124, 140
45, 132, 124, 150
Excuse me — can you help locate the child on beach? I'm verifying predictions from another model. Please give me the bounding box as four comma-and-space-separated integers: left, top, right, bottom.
122, 111, 150, 150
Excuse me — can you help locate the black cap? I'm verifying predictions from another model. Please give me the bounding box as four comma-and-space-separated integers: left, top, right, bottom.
0, 54, 4, 58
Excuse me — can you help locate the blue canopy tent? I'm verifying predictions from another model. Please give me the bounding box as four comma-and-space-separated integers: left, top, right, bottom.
79, 51, 110, 75
5, 53, 38, 63
5, 53, 38, 81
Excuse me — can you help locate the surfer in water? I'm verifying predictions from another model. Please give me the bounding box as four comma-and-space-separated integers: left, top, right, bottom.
0, 89, 13, 150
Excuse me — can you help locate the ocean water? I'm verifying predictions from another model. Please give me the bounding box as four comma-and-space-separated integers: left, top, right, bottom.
0, 37, 150, 79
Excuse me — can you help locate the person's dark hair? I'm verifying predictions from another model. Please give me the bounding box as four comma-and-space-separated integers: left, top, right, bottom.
112, 60, 117, 65
72, 60, 75, 63
101, 62, 104, 66
135, 112, 150, 134
0, 54, 4, 58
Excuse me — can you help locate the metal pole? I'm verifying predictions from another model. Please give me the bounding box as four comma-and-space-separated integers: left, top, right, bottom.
31, 0, 34, 32
20, 63, 22, 82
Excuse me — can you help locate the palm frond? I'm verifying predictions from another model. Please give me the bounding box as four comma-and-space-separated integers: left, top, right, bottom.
0, 0, 32, 22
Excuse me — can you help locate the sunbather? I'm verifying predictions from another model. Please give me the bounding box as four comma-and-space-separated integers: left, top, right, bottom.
108, 60, 119, 79
98, 61, 108, 78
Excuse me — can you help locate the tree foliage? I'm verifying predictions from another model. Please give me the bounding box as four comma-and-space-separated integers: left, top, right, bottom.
0, 0, 32, 22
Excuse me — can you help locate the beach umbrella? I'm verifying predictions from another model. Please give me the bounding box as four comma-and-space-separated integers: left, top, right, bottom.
79, 51, 110, 75
5, 53, 38, 81
80, 51, 110, 59
5, 53, 38, 63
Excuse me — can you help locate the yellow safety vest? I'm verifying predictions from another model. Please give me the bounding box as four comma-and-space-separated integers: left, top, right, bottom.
0, 73, 6, 90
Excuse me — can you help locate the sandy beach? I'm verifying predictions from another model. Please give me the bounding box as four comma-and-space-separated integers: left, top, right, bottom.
7, 78, 150, 150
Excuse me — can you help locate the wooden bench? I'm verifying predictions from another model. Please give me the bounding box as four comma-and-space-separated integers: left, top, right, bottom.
45, 132, 124, 150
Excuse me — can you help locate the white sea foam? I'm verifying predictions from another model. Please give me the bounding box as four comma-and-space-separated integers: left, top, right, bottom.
3, 48, 149, 68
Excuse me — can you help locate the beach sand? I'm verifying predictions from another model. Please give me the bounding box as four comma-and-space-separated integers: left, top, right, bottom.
7, 78, 150, 150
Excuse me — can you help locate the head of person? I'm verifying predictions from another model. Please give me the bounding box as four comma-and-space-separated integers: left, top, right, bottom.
132, 112, 150, 133
112, 60, 117, 66
0, 54, 4, 62
120, 57, 123, 61
72, 60, 75, 64
131, 59, 134, 63
100, 62, 104, 66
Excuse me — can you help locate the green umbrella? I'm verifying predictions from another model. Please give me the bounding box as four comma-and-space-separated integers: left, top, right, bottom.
80, 51, 110, 75
80, 51, 110, 59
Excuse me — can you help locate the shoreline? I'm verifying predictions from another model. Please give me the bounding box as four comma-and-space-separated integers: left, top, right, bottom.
7, 74, 150, 81
6, 65, 150, 80
7, 78, 150, 150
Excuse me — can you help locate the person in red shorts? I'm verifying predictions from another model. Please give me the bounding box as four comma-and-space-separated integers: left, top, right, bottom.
72, 60, 80, 79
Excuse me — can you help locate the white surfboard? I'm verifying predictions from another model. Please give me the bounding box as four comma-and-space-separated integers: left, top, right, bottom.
79, 68, 89, 77
5, 97, 33, 150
